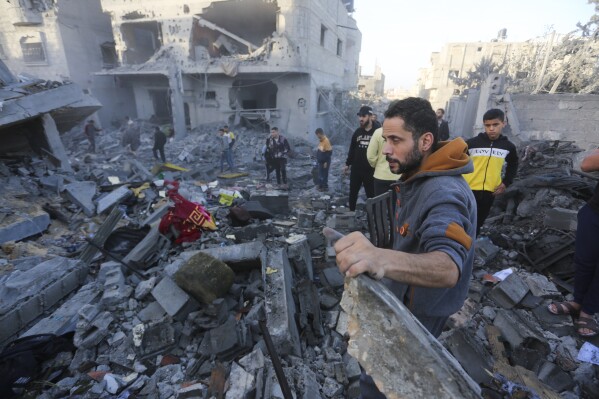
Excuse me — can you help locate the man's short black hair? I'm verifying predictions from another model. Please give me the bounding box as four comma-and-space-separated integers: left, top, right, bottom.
271, 127, 279, 132
483, 109, 505, 122
315, 128, 324, 135
384, 97, 438, 144
437, 108, 445, 115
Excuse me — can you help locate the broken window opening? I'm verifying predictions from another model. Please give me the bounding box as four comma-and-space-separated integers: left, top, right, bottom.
205, 91, 216, 100
121, 22, 162, 65
101, 42, 118, 69
192, 0, 278, 58
337, 39, 343, 56
320, 25, 327, 47
448, 70, 459, 79
317, 91, 329, 113
229, 79, 277, 130
20, 39, 46, 64
149, 89, 172, 122
516, 71, 529, 79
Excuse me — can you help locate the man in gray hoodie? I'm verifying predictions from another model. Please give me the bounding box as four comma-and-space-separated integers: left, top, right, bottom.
334, 97, 476, 398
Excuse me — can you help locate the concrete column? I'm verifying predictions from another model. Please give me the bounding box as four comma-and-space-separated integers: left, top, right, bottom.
168, 68, 187, 140
40, 113, 73, 173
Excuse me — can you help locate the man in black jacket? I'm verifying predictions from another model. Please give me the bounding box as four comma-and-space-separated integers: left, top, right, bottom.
344, 106, 376, 210
464, 109, 518, 235
436, 108, 450, 141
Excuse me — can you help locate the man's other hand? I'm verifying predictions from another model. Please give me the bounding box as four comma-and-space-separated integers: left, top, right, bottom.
493, 182, 506, 196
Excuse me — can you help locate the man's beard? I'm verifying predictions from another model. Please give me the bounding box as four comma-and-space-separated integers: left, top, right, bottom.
386, 145, 423, 175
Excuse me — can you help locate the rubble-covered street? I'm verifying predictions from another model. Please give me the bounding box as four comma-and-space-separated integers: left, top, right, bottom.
1, 114, 599, 398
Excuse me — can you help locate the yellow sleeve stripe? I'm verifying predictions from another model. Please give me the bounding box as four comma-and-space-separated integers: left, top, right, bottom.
445, 222, 472, 250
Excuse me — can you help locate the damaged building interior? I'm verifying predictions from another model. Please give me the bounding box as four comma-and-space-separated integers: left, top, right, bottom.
1, 0, 599, 399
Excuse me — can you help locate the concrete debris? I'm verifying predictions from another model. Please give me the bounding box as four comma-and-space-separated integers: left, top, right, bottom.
1, 97, 598, 399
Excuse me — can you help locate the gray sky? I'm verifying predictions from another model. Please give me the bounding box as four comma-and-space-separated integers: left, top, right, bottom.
353, 0, 596, 89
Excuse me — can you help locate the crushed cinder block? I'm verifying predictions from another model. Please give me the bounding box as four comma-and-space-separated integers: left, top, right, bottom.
443, 328, 494, 385
488, 272, 529, 309
198, 316, 251, 360
225, 362, 255, 399
137, 322, 176, 358
537, 361, 575, 392
173, 252, 235, 304
0, 207, 51, 244
264, 247, 301, 356
522, 274, 561, 298
123, 226, 169, 270
288, 234, 314, 280
64, 181, 97, 216
544, 207, 578, 231
101, 263, 133, 307
135, 277, 157, 300
494, 308, 550, 370
151, 276, 199, 318
297, 209, 316, 228
74, 310, 114, 349
326, 212, 357, 230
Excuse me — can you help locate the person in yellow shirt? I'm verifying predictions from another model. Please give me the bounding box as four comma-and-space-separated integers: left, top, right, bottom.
367, 126, 398, 195
315, 128, 332, 191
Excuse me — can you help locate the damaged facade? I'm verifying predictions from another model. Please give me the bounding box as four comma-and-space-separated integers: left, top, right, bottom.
357, 62, 384, 99
98, 0, 361, 139
0, 0, 126, 125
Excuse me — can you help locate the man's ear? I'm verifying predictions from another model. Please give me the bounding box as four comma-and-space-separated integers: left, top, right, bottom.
419, 132, 434, 152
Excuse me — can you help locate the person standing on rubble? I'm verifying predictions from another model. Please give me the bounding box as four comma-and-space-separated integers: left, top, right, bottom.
218, 128, 233, 172
344, 105, 376, 210
367, 126, 398, 196
436, 108, 450, 141
334, 97, 476, 398
266, 127, 291, 188
84, 120, 101, 153
224, 125, 236, 169
315, 128, 332, 191
121, 117, 141, 156
153, 126, 167, 163
463, 109, 518, 235
547, 149, 599, 337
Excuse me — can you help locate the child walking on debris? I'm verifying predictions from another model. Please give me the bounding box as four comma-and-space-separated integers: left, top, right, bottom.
547, 148, 599, 337
314, 128, 332, 191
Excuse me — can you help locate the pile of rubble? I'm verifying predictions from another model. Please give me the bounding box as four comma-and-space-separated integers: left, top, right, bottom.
1, 124, 599, 398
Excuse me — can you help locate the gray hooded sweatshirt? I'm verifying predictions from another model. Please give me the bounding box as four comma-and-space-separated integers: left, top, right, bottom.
385, 138, 476, 324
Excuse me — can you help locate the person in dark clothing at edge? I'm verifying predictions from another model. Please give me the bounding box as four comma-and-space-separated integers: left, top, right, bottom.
547, 148, 599, 337
464, 109, 518, 235
344, 105, 376, 210
266, 127, 291, 187
334, 97, 476, 399
436, 108, 450, 141
153, 126, 167, 162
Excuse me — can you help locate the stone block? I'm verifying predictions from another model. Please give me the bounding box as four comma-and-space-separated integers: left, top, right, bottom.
242, 201, 274, 220
137, 301, 167, 323
523, 274, 561, 298
263, 247, 301, 356
64, 181, 97, 216
24, 283, 100, 338
493, 308, 550, 369
537, 361, 575, 392
74, 311, 114, 349
95, 185, 132, 214
288, 235, 314, 280
152, 276, 199, 318
321, 267, 345, 288
250, 191, 289, 214
135, 277, 157, 300
225, 362, 255, 399
327, 213, 357, 230
443, 328, 494, 385
0, 208, 51, 244
198, 316, 251, 359
123, 227, 169, 270
544, 207, 578, 231
488, 272, 529, 309
174, 252, 235, 304
297, 210, 315, 228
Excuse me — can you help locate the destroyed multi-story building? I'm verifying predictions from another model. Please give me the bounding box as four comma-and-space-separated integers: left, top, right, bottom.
0, 0, 123, 125
357, 62, 384, 98
97, 0, 361, 138
416, 29, 549, 110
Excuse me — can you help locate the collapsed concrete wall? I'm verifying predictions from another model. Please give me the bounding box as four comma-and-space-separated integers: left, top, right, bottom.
512, 93, 599, 150
98, 0, 361, 139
